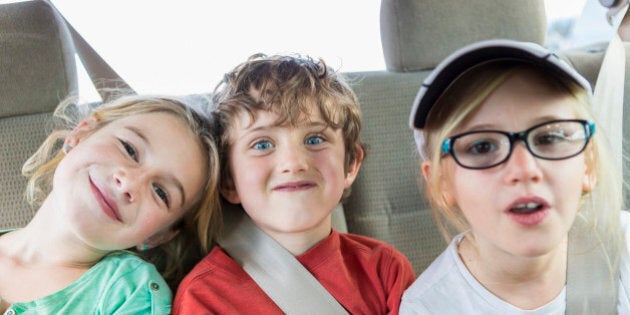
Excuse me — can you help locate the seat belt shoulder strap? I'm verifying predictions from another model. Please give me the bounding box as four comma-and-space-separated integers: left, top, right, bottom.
219, 206, 349, 314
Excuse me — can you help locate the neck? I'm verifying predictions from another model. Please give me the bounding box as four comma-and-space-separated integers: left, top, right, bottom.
458, 233, 567, 310
1, 196, 108, 268
262, 217, 332, 256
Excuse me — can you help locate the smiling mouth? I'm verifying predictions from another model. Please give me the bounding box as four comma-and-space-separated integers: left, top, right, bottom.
89, 177, 122, 222
274, 181, 316, 191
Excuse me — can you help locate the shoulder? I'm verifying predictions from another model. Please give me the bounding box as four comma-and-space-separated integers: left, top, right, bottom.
97, 251, 164, 280
336, 231, 414, 272
338, 231, 406, 259
95, 252, 172, 315
176, 246, 251, 292
173, 247, 279, 314
401, 236, 463, 308
336, 231, 415, 283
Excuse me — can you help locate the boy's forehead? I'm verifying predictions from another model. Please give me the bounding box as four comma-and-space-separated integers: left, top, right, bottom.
231, 107, 327, 129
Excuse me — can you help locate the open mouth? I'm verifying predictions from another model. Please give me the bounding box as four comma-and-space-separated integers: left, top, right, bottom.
509, 202, 544, 214
506, 198, 550, 226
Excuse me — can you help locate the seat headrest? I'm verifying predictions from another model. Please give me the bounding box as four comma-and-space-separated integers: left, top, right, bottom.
0, 0, 77, 118
380, 0, 548, 72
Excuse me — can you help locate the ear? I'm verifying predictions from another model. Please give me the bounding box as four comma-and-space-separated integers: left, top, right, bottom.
422, 160, 456, 206
582, 164, 596, 193
421, 160, 432, 182
581, 147, 598, 193
220, 177, 241, 204
221, 187, 241, 204
138, 228, 180, 250
344, 145, 364, 188
64, 116, 99, 152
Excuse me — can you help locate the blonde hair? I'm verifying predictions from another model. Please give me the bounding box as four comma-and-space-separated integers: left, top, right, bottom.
21, 94, 222, 289
420, 62, 623, 251
213, 53, 365, 200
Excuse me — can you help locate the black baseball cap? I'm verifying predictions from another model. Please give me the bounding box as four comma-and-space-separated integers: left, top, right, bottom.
409, 39, 592, 129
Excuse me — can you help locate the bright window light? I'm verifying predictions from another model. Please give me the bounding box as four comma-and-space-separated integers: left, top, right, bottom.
52, 0, 382, 101
47, 0, 616, 102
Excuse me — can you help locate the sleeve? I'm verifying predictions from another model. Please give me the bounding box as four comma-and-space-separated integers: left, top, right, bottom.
381, 246, 416, 315
172, 275, 215, 314
99, 258, 173, 315
172, 249, 283, 314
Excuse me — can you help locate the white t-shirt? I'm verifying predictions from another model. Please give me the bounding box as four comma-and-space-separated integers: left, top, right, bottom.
400, 211, 630, 314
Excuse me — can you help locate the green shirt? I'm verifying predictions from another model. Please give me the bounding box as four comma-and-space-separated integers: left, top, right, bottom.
4, 251, 171, 315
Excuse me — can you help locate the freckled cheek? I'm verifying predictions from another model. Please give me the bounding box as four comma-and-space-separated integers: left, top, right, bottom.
317, 154, 347, 187
229, 156, 265, 184
234, 164, 269, 190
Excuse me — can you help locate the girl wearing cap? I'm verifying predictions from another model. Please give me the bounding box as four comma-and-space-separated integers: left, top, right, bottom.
400, 39, 630, 314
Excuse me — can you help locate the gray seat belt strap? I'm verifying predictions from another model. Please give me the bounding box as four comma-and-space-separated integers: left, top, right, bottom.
566, 5, 627, 314
47, 0, 136, 101
567, 218, 621, 314
219, 205, 349, 314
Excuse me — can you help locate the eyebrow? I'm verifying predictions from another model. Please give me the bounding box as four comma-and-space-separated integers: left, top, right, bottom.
246, 121, 328, 133
125, 126, 186, 208
463, 115, 566, 132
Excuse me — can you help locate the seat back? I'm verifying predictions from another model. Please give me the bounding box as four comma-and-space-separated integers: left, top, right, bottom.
342, 0, 550, 273
0, 0, 77, 229
560, 41, 630, 206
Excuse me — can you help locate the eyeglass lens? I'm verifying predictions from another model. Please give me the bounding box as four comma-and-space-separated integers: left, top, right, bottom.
448, 120, 591, 169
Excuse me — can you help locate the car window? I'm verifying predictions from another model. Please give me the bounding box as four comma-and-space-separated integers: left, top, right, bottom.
45, 0, 615, 101
546, 0, 623, 50
51, 0, 381, 101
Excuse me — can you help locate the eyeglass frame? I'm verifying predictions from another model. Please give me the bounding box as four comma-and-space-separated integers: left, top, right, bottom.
440, 119, 596, 170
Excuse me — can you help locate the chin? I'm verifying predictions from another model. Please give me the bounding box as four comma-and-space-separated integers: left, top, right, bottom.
513, 241, 562, 259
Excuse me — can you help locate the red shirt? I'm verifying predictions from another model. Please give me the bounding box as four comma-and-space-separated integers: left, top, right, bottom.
173, 230, 415, 314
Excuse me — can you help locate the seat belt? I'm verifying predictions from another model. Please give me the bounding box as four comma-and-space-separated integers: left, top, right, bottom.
219, 203, 349, 314
47, 4, 346, 311
566, 4, 627, 314
46, 0, 136, 100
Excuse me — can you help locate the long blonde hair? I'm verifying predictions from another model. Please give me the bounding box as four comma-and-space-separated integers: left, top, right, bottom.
420, 62, 623, 250
22, 94, 222, 289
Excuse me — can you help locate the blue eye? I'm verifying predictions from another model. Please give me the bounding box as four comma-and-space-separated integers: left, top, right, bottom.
305, 135, 324, 145
153, 184, 169, 206
121, 140, 138, 161
253, 140, 273, 150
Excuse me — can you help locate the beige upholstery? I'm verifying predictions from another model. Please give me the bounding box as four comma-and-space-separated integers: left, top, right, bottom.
341, 0, 602, 274
0, 0, 76, 229
561, 42, 630, 206
343, 71, 441, 272
380, 0, 547, 72
0, 0, 623, 279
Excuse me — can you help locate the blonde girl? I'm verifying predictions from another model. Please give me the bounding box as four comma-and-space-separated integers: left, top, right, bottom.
0, 95, 221, 314
401, 40, 628, 314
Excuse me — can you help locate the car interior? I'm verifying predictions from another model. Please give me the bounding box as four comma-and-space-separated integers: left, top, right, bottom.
1, 0, 629, 287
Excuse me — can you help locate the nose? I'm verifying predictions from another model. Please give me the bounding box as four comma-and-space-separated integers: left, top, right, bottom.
503, 142, 542, 185
113, 167, 144, 203
278, 145, 310, 174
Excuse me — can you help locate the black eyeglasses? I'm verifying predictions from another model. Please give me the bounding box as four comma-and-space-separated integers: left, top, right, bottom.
441, 119, 595, 170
